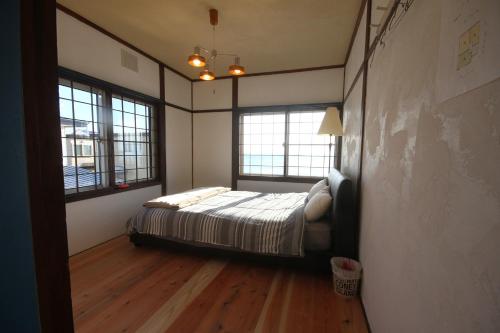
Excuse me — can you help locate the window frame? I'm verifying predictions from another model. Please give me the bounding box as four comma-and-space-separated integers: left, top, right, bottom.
59, 67, 164, 203
235, 103, 343, 184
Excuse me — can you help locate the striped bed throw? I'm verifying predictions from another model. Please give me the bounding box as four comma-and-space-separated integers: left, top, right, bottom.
128, 190, 307, 257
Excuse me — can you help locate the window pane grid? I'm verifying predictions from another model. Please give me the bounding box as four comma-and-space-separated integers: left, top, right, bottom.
239, 112, 285, 176
287, 110, 335, 178
60, 77, 159, 196
59, 79, 107, 194
112, 94, 155, 185
239, 109, 337, 179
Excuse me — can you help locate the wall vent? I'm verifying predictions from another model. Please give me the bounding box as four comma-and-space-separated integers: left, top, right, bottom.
121, 49, 139, 72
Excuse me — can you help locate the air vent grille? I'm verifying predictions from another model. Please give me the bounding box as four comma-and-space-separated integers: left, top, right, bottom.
121, 49, 139, 72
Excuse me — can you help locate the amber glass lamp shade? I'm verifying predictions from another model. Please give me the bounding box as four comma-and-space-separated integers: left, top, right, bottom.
228, 56, 245, 76
228, 64, 245, 75
188, 54, 206, 67
199, 68, 215, 81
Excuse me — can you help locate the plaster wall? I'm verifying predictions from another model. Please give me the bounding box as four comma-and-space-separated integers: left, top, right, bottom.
359, 0, 500, 332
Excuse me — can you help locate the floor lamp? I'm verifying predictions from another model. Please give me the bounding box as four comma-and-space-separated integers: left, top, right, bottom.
317, 107, 343, 172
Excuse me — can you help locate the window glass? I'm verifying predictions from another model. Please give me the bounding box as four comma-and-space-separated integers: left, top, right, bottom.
58, 76, 159, 196
59, 78, 108, 194
111, 95, 156, 185
239, 112, 286, 176
287, 110, 334, 178
239, 108, 337, 178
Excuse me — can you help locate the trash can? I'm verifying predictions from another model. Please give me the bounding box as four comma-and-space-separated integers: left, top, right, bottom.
331, 257, 362, 297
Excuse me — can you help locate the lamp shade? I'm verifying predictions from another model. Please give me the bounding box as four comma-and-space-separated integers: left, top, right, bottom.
318, 107, 343, 136
199, 68, 215, 81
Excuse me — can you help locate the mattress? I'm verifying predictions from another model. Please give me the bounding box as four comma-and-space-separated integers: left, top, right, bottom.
128, 190, 307, 257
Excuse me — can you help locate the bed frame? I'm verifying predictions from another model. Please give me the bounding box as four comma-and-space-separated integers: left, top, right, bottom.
130, 169, 357, 271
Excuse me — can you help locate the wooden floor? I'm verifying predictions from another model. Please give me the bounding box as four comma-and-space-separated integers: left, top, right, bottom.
70, 236, 369, 333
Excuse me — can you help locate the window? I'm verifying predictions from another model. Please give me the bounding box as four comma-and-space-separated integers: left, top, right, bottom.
238, 105, 338, 180
59, 79, 108, 194
239, 112, 286, 176
287, 111, 334, 177
58, 73, 160, 198
111, 95, 157, 184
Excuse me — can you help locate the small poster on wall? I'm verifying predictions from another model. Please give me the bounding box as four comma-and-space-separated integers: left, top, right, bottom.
435, 0, 500, 104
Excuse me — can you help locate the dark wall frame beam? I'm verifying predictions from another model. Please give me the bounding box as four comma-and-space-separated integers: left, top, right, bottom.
21, 0, 74, 331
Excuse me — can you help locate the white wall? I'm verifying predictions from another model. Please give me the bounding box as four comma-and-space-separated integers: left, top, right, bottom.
57, 9, 164, 254
165, 68, 191, 109
238, 68, 344, 107
193, 79, 232, 110
357, 0, 500, 332
344, 6, 366, 97
66, 186, 161, 255
164, 66, 193, 194
193, 112, 232, 188
57, 10, 160, 98
166, 106, 192, 194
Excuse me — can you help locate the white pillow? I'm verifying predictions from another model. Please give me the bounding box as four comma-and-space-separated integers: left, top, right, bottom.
307, 179, 328, 201
304, 188, 332, 222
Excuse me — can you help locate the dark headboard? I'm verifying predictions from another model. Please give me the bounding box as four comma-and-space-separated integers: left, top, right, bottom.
328, 169, 357, 259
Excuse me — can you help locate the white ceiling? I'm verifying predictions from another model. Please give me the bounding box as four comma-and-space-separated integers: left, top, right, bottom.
58, 0, 362, 79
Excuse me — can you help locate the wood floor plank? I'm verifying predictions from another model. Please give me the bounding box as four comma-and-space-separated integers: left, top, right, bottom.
166, 261, 276, 333
71, 250, 170, 321
254, 268, 283, 333
69, 235, 129, 271
75, 252, 206, 333
136, 259, 227, 333
70, 236, 369, 333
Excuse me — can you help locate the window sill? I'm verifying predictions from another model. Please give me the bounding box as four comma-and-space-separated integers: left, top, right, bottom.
237, 175, 323, 184
65, 180, 161, 203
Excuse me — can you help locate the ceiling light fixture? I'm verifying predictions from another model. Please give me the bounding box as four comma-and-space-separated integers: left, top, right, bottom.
199, 68, 215, 81
228, 57, 245, 76
187, 46, 206, 67
187, 9, 246, 80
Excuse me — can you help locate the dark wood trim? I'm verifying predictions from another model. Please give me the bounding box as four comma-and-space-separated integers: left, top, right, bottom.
367, 0, 401, 60
231, 77, 239, 190
191, 81, 194, 188
104, 87, 116, 187
21, 0, 74, 331
354, 0, 373, 261
336, 110, 344, 170
343, 64, 365, 103
193, 108, 233, 113
56, 4, 192, 82
59, 66, 162, 104
344, 1, 400, 106
193, 76, 233, 82
163, 65, 193, 84
238, 102, 342, 113
165, 101, 192, 113
65, 180, 162, 203
193, 64, 345, 82
159, 64, 167, 195
345, 0, 368, 65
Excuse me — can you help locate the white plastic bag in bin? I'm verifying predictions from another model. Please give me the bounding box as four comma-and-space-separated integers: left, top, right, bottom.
331, 257, 362, 297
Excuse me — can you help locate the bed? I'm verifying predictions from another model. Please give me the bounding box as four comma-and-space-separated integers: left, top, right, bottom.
128, 169, 357, 262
